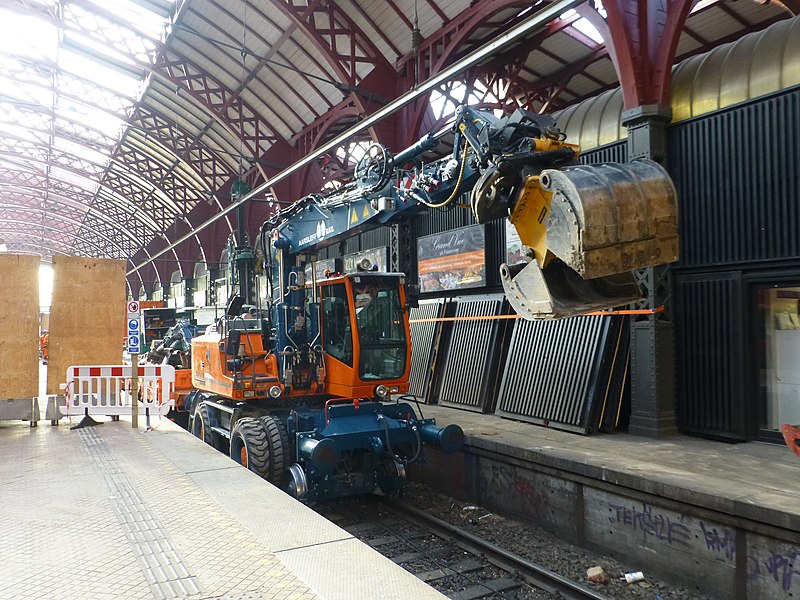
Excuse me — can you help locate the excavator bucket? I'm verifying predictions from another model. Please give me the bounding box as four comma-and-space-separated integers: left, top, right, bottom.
499, 159, 678, 320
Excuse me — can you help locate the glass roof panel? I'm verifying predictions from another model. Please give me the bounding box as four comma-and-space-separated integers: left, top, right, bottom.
50, 165, 99, 194
80, 0, 175, 40
58, 96, 125, 140
53, 137, 110, 167
58, 45, 142, 99
0, 8, 58, 62
560, 10, 604, 45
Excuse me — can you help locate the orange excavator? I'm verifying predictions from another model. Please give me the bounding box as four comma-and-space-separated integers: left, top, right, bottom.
178, 104, 678, 502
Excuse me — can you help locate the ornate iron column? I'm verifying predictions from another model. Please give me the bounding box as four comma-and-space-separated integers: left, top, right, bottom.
624, 105, 677, 437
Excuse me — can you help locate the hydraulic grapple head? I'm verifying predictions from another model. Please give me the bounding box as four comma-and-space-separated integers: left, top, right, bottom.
492, 159, 679, 320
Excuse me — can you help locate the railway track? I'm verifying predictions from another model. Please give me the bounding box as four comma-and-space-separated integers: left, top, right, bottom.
315, 496, 609, 600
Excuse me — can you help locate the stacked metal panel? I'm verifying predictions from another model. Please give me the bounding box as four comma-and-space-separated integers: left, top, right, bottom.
495, 315, 629, 434
408, 300, 447, 400
434, 295, 508, 413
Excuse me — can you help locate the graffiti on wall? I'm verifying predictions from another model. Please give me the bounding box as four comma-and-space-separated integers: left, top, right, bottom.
482, 463, 552, 520
606, 500, 799, 594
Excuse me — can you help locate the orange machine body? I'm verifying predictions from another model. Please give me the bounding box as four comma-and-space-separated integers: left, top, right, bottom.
190, 273, 411, 404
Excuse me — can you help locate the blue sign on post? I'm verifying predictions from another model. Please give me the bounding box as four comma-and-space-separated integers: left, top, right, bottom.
126, 301, 141, 354
127, 334, 140, 353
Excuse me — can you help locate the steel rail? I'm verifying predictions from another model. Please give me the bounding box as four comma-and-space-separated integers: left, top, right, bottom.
393, 502, 611, 600
127, 0, 584, 275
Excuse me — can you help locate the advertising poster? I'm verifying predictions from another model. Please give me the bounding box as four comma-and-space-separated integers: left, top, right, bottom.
505, 219, 528, 266
417, 225, 486, 292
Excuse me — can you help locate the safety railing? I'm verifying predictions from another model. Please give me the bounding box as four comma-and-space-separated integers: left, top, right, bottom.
60, 365, 175, 428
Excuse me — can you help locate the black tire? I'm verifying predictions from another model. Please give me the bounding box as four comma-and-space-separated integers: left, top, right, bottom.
192, 402, 213, 446
259, 415, 290, 485
230, 417, 270, 478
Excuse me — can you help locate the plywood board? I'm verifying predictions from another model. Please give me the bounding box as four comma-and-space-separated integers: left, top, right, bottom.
0, 254, 39, 399
47, 257, 127, 395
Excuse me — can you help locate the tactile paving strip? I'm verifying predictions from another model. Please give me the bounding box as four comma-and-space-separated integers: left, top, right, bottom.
0, 425, 152, 600
95, 424, 320, 600
79, 427, 204, 599
0, 422, 319, 600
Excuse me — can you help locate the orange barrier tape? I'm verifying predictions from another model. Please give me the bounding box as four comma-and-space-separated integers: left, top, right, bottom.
409, 306, 665, 324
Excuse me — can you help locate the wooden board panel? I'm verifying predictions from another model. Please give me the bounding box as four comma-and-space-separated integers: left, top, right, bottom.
47, 257, 127, 395
0, 255, 39, 399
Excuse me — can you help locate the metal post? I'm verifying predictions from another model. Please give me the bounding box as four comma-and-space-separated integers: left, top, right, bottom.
130, 356, 139, 429
623, 104, 677, 438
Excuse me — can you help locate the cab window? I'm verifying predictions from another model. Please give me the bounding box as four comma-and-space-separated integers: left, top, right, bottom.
321, 283, 353, 366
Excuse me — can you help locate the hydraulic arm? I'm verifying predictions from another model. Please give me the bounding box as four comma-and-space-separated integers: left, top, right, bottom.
260, 105, 678, 320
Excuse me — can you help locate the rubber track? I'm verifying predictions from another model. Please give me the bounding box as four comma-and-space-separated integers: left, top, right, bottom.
259, 416, 289, 485
231, 417, 270, 478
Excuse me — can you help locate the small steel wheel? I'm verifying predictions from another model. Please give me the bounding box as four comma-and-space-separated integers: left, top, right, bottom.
285, 463, 308, 499
229, 417, 270, 478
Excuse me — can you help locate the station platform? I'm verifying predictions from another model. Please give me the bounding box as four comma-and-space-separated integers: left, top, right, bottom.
414, 404, 800, 599
0, 415, 447, 600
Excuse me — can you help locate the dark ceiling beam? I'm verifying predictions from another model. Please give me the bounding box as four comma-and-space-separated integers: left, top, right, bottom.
398, 1, 593, 141
0, 145, 164, 235
675, 12, 789, 61
190, 1, 315, 128
129, 0, 586, 275
716, 1, 754, 28
268, 0, 393, 86
512, 47, 610, 110
0, 204, 131, 256
0, 219, 114, 257
0, 179, 148, 244
62, 0, 280, 154
602, 0, 697, 108
423, 0, 449, 23
682, 24, 711, 47
348, 0, 403, 58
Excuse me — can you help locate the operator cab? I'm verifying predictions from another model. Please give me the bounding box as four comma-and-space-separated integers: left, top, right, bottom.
318, 272, 411, 398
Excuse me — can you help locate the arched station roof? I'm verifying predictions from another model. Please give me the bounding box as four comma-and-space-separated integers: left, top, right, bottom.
0, 0, 795, 292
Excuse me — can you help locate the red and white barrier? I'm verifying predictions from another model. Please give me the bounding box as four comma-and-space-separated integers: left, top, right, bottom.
60, 365, 176, 419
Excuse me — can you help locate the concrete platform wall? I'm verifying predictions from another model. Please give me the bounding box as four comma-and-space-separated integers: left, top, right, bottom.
415, 446, 799, 600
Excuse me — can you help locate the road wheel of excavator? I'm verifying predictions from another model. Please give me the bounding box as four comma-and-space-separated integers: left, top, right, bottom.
259, 415, 290, 486
192, 402, 213, 446
230, 417, 270, 478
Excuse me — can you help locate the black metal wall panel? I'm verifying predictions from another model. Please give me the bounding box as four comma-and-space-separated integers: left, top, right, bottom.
495, 316, 613, 434
435, 295, 507, 412
412, 202, 473, 238
579, 141, 627, 165
669, 87, 800, 268
674, 272, 747, 440
359, 227, 390, 250
408, 300, 445, 400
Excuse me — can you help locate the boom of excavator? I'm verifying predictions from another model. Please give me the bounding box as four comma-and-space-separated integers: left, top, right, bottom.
176, 104, 678, 501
